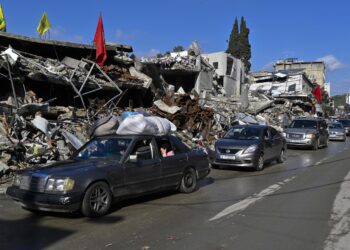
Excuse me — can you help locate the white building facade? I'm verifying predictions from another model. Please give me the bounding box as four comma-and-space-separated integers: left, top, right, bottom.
203, 52, 245, 97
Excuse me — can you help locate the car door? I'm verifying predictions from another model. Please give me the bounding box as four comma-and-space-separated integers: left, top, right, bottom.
320, 120, 328, 144
123, 137, 161, 195
157, 136, 187, 189
270, 127, 284, 158
263, 128, 274, 161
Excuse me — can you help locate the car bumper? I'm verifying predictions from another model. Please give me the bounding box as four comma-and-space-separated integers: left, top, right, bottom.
197, 167, 211, 179
329, 134, 346, 141
210, 152, 257, 167
286, 138, 315, 147
6, 186, 82, 213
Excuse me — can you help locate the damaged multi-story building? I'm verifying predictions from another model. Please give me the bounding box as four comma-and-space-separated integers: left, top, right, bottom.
0, 31, 157, 112
274, 58, 326, 87
202, 52, 245, 97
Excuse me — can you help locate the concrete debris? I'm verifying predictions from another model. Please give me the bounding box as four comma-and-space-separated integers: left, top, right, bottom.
0, 35, 319, 185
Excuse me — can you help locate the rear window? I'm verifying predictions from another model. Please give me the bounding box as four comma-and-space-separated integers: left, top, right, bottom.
170, 136, 190, 153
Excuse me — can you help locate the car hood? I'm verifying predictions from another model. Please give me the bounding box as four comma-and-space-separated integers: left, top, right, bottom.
329, 128, 345, 133
286, 128, 317, 134
23, 158, 120, 177
215, 138, 259, 148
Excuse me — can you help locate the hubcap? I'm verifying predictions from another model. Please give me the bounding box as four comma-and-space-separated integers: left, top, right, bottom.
89, 186, 109, 212
185, 173, 194, 188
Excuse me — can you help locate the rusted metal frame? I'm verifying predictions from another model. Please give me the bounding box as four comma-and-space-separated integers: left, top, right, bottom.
78, 62, 95, 93
81, 58, 123, 107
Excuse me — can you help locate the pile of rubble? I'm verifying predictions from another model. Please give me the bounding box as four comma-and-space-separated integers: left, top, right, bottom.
0, 35, 318, 186
141, 42, 213, 73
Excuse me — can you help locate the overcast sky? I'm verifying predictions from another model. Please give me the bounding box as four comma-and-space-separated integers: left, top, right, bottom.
1, 0, 349, 96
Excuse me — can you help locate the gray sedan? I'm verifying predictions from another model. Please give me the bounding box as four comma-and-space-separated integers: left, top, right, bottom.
210, 125, 286, 171
328, 122, 346, 141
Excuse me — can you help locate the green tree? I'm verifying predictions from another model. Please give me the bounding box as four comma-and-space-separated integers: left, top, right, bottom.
226, 17, 240, 58
239, 17, 251, 73
173, 45, 184, 52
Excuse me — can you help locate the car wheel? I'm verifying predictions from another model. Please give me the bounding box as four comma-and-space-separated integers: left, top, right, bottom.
312, 139, 319, 150
277, 149, 285, 163
81, 182, 112, 217
179, 168, 197, 193
211, 163, 219, 169
254, 154, 264, 171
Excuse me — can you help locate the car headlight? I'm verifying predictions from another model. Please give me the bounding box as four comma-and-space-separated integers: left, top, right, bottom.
305, 134, 315, 139
45, 178, 75, 192
243, 145, 258, 154
13, 175, 21, 186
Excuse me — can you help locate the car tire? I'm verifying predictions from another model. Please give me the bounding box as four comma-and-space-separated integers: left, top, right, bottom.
254, 154, 264, 171
179, 168, 197, 193
312, 139, 319, 151
211, 164, 219, 169
277, 149, 285, 163
81, 182, 112, 218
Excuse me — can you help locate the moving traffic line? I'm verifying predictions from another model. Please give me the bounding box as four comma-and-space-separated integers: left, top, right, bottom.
209, 176, 296, 221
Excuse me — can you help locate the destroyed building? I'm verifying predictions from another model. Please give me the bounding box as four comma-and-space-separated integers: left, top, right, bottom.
274, 58, 326, 87
0, 32, 156, 110
202, 52, 245, 97
141, 42, 215, 95
250, 70, 315, 98
0, 32, 158, 184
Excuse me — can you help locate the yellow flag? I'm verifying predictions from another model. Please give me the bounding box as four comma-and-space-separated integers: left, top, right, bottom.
0, 4, 6, 32
37, 11, 50, 36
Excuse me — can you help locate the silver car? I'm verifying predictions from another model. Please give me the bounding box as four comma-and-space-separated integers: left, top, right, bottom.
328, 122, 346, 141
285, 118, 329, 150
210, 125, 286, 171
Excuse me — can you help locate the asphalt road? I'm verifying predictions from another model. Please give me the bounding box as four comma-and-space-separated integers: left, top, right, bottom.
1, 140, 350, 250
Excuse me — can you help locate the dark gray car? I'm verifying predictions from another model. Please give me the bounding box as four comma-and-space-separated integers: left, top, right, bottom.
210, 125, 286, 171
6, 134, 210, 217
285, 117, 329, 150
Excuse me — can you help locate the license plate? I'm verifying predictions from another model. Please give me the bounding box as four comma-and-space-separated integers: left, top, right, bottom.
288, 139, 300, 143
220, 155, 236, 160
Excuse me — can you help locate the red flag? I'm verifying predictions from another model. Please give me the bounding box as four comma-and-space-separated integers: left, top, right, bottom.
93, 14, 107, 66
312, 84, 323, 103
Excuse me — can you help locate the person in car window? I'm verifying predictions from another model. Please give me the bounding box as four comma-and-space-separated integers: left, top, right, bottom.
160, 142, 174, 157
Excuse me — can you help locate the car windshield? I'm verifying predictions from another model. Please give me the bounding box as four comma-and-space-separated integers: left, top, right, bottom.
290, 120, 317, 129
329, 123, 343, 129
75, 137, 132, 161
338, 120, 350, 126
224, 127, 262, 140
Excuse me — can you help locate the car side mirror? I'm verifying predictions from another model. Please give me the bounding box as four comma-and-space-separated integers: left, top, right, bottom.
128, 155, 137, 163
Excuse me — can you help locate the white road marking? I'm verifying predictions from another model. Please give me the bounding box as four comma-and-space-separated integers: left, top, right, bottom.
209, 176, 296, 221
324, 170, 350, 250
